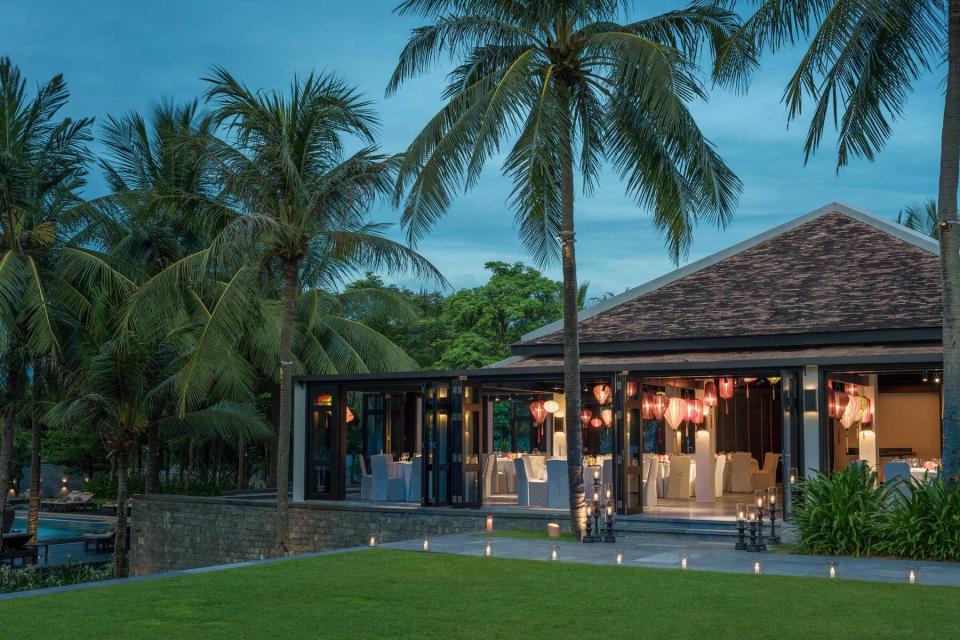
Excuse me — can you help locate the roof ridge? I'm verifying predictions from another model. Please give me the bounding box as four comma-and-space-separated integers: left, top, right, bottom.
519, 202, 939, 344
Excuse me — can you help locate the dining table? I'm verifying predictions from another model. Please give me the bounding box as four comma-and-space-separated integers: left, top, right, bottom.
910, 467, 938, 482
496, 457, 517, 493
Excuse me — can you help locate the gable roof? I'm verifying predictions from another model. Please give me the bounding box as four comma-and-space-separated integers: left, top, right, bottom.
520, 202, 941, 347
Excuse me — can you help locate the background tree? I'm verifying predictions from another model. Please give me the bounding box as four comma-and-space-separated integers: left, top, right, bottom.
721, 0, 959, 479
898, 199, 939, 240
389, 0, 746, 533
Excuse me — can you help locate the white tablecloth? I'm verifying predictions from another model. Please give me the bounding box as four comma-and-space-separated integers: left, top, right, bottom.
387, 461, 413, 499
496, 458, 517, 492
910, 467, 938, 482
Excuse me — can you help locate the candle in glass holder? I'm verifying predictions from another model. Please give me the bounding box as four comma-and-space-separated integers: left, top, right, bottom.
593, 467, 600, 481
485, 515, 494, 532
907, 567, 918, 584
753, 560, 762, 574
768, 488, 777, 506
827, 562, 838, 579
551, 545, 559, 561
484, 541, 493, 557
679, 553, 689, 570
368, 534, 377, 547
615, 549, 623, 565
422, 537, 430, 553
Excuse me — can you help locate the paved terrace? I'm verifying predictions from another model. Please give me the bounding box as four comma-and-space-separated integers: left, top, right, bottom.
383, 533, 960, 587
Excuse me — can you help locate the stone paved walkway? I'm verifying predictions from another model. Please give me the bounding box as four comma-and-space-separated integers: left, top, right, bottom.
382, 532, 960, 587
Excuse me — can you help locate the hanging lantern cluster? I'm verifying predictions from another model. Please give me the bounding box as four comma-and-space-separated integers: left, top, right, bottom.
529, 400, 549, 425
641, 392, 655, 420
703, 381, 718, 408
589, 417, 604, 428
593, 384, 612, 405
664, 397, 686, 431
580, 408, 593, 425
601, 408, 613, 427
653, 393, 669, 420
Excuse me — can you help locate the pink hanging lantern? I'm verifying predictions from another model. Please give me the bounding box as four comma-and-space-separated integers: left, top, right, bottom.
718, 377, 734, 414
593, 384, 612, 405
653, 393, 668, 421
626, 381, 638, 398
841, 395, 868, 430
664, 397, 687, 430
529, 400, 548, 425
589, 417, 603, 428
580, 408, 593, 425
827, 389, 837, 418
641, 392, 655, 420
345, 406, 355, 423
689, 398, 705, 425
685, 398, 700, 422
703, 380, 718, 408
601, 408, 613, 427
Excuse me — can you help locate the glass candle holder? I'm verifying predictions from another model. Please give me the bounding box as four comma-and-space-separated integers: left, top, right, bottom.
484, 541, 493, 557
753, 560, 762, 574
827, 561, 839, 579
485, 515, 494, 532
615, 549, 623, 566
550, 545, 559, 561
422, 537, 430, 553
679, 553, 689, 570
368, 534, 377, 547
907, 567, 918, 584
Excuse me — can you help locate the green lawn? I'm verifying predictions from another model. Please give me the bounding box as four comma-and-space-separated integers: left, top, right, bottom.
1, 549, 957, 639
485, 528, 580, 543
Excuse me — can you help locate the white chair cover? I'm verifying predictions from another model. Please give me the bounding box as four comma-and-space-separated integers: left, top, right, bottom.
515, 457, 548, 506
643, 454, 659, 507
407, 455, 422, 503
730, 452, 754, 493
665, 455, 693, 499
713, 454, 727, 498
546, 459, 568, 508
359, 455, 373, 501
752, 452, 780, 491
552, 431, 567, 458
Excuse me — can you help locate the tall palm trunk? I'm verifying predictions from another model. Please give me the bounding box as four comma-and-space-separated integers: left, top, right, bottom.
237, 436, 246, 490
940, 0, 960, 483
27, 373, 42, 541
113, 444, 130, 578
275, 258, 299, 554
0, 362, 20, 515
559, 86, 586, 536
145, 422, 159, 493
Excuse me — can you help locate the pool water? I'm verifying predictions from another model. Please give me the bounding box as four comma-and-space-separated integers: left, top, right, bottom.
10, 515, 107, 541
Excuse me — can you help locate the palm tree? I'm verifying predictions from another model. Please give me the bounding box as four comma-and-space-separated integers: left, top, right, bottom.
389, 0, 746, 533
898, 199, 939, 240
720, 1, 960, 481
0, 57, 104, 518
126, 69, 444, 554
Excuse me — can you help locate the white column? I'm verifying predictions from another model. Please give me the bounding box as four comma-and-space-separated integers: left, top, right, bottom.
859, 374, 879, 470
292, 382, 306, 502
802, 365, 821, 475
695, 429, 715, 503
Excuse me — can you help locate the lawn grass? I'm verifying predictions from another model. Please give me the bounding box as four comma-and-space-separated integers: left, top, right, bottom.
483, 528, 579, 543
1, 549, 957, 639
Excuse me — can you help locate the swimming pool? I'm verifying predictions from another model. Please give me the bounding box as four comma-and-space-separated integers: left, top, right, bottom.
10, 514, 110, 541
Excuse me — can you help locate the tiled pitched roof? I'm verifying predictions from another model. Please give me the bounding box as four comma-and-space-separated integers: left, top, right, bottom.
525, 207, 941, 345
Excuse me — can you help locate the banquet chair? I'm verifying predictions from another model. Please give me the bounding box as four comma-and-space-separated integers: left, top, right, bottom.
514, 457, 548, 507
752, 453, 780, 491
730, 452, 754, 493
407, 455, 422, 503
483, 454, 505, 497
713, 454, 727, 498
552, 431, 567, 458
643, 455, 659, 507
546, 459, 568, 508
665, 455, 693, 499
358, 455, 373, 501
371, 454, 405, 501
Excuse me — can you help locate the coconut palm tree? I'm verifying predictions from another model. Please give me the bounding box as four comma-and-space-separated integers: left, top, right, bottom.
898, 199, 939, 240
719, 0, 960, 480
125, 69, 444, 553
0, 57, 111, 517
389, 0, 747, 533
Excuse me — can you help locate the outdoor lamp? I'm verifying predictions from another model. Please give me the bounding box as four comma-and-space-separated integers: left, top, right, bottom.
368, 534, 377, 547
486, 515, 494, 532
788, 468, 798, 484
616, 549, 623, 565
422, 537, 430, 553
605, 485, 612, 501
551, 545, 559, 561
484, 541, 493, 557
679, 553, 689, 570
768, 488, 777, 507
593, 489, 600, 503
753, 560, 762, 575
827, 562, 838, 579
907, 567, 918, 584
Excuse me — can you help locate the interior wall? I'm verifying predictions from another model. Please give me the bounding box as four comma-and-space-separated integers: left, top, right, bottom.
877, 391, 941, 459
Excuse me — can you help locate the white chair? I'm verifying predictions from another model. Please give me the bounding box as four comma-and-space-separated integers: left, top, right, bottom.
552, 431, 567, 458
483, 454, 506, 497
665, 455, 693, 499
752, 452, 780, 491
713, 454, 727, 498
546, 459, 568, 508
730, 452, 754, 493
643, 455, 658, 507
884, 460, 911, 484
371, 454, 405, 501
358, 455, 373, 501
407, 455, 422, 503
601, 457, 613, 487
515, 457, 548, 507
526, 454, 547, 481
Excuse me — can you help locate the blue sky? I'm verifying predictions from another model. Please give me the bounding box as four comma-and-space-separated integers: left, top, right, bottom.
2, 1, 943, 298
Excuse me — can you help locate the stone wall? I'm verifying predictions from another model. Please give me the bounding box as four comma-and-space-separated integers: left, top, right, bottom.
129, 494, 558, 575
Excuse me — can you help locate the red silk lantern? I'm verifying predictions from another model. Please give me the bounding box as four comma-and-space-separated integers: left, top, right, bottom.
593, 384, 612, 405
641, 392, 655, 420
703, 380, 718, 408
664, 397, 686, 430
685, 398, 699, 422
580, 408, 593, 425
718, 378, 735, 399
345, 406, 355, 423
827, 389, 837, 417
589, 417, 603, 428
626, 381, 638, 398
653, 393, 668, 420
686, 398, 704, 424
315, 393, 333, 406
601, 408, 613, 427
529, 400, 548, 425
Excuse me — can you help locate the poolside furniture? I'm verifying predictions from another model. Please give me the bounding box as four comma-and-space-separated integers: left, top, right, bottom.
752, 453, 780, 491
83, 530, 116, 553
496, 457, 517, 492
0, 532, 36, 567
546, 459, 568, 508
665, 455, 693, 499
7, 489, 30, 506
358, 456, 373, 501
713, 454, 727, 498
730, 452, 754, 493
42, 491, 97, 513
514, 457, 548, 507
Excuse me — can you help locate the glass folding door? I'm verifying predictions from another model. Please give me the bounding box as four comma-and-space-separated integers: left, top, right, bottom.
306, 384, 342, 500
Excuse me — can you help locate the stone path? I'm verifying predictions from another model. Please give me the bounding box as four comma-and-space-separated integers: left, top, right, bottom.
382, 532, 960, 587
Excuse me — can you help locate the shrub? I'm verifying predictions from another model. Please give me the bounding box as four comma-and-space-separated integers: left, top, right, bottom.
82, 473, 230, 499
881, 477, 960, 561
794, 464, 890, 556
0, 562, 112, 594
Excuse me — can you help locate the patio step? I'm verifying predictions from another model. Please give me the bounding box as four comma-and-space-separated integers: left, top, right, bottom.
614, 517, 740, 541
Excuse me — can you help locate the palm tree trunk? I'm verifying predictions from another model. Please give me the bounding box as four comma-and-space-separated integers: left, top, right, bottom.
27, 373, 42, 542
0, 362, 20, 515
275, 258, 299, 555
113, 444, 130, 578
940, 0, 960, 483
145, 422, 159, 493
237, 436, 246, 490
559, 86, 586, 536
